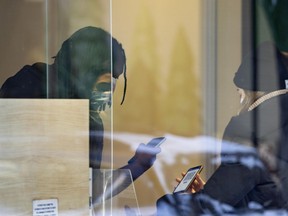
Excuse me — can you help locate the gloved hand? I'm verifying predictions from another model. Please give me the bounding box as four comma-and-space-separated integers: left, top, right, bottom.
128, 143, 161, 169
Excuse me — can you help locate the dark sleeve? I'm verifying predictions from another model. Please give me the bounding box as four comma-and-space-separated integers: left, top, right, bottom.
202, 163, 258, 206
0, 66, 45, 98
204, 161, 284, 208
202, 115, 269, 207
119, 162, 149, 181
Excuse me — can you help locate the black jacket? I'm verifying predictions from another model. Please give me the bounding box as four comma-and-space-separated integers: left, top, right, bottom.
203, 93, 288, 210
157, 94, 288, 216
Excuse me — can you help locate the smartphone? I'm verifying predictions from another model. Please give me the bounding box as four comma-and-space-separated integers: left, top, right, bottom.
146, 136, 166, 147
173, 165, 203, 194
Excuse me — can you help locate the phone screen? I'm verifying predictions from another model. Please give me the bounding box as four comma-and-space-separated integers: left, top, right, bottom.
173, 165, 203, 193
146, 137, 166, 147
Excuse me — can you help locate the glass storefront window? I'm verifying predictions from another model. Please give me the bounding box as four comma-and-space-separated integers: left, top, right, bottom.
1, 0, 288, 215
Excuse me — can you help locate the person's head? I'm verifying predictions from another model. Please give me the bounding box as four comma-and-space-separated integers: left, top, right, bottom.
54, 26, 127, 107
233, 41, 288, 113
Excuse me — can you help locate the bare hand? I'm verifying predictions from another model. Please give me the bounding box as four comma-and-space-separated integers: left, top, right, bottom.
176, 172, 205, 193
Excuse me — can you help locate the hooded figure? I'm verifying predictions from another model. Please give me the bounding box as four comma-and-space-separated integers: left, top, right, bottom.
0, 26, 127, 169
0, 26, 160, 204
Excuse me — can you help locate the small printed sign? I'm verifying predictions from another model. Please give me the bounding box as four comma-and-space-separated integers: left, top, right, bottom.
33, 199, 58, 216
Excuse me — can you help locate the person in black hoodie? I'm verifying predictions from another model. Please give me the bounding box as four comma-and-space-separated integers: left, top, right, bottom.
0, 26, 161, 204
156, 41, 288, 215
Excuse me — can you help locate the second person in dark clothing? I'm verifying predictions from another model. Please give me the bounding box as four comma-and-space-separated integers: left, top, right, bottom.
157, 41, 288, 215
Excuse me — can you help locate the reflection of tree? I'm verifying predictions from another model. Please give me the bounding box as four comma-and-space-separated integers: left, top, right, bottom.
162, 27, 201, 136
114, 5, 160, 133
113, 7, 201, 136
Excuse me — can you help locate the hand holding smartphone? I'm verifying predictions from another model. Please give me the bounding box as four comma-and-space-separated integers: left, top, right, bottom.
173, 165, 203, 194
127, 137, 165, 164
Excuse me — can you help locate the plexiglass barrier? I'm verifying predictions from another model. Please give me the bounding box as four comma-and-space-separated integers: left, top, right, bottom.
2, 0, 288, 215
92, 169, 140, 216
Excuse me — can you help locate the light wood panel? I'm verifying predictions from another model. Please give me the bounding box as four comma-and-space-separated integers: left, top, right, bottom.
0, 99, 90, 216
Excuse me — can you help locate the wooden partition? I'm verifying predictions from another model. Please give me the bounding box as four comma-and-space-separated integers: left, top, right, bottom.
0, 99, 90, 216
